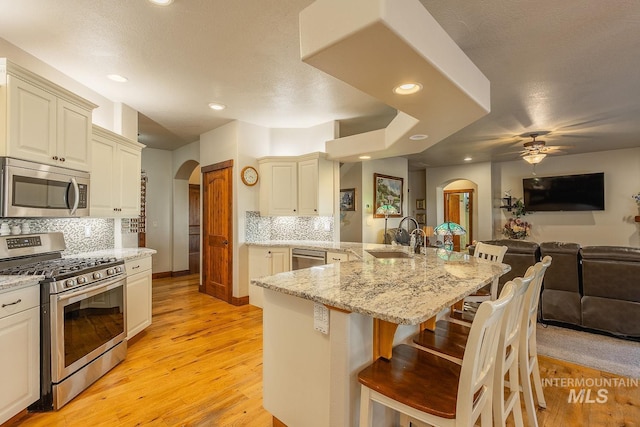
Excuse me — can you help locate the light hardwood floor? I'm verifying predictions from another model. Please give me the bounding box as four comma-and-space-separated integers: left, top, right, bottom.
7, 274, 639, 426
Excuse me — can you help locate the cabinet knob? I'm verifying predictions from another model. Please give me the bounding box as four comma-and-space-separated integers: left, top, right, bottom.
293, 209, 296, 212
60, 157, 65, 162
52, 155, 58, 160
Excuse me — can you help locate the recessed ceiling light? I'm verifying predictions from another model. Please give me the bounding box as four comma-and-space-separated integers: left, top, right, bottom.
358, 155, 371, 160
107, 74, 128, 83
393, 82, 422, 95
464, 157, 472, 162
148, 0, 174, 5
409, 134, 428, 141
208, 102, 226, 111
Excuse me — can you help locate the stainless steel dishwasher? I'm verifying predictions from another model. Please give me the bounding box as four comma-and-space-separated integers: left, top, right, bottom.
291, 248, 327, 270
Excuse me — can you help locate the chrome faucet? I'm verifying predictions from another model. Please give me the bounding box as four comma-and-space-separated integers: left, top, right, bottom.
398, 216, 424, 253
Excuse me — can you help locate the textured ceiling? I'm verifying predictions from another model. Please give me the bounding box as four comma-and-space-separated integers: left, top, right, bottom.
0, 0, 638, 166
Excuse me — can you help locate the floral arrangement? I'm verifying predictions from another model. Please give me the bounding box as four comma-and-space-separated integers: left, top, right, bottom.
502, 197, 531, 239
633, 192, 640, 206
502, 217, 531, 239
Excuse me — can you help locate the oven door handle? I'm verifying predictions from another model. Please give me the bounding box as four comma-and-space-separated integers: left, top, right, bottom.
69, 177, 80, 216
56, 277, 125, 303
292, 254, 326, 261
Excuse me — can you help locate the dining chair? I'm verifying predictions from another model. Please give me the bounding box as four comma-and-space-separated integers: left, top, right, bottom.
520, 255, 552, 427
357, 282, 516, 427
412, 268, 535, 427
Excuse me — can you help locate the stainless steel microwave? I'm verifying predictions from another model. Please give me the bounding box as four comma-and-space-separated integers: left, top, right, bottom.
0, 157, 89, 217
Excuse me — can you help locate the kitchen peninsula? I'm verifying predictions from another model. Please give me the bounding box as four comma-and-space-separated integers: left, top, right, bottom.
251, 245, 510, 427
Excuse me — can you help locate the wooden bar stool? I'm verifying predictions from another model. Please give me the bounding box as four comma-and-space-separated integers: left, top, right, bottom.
357, 282, 516, 427
412, 268, 536, 427
450, 242, 508, 321
520, 256, 552, 427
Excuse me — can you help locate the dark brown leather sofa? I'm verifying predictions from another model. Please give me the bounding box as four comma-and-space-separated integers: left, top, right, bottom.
580, 246, 640, 338
539, 242, 582, 327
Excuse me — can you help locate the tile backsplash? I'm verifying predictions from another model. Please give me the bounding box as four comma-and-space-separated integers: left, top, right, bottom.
2, 218, 115, 255
245, 211, 334, 242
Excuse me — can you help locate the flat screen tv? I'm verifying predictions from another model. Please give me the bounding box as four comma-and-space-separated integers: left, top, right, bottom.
522, 172, 605, 211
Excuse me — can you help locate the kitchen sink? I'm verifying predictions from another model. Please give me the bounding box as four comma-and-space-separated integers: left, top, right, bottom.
366, 250, 412, 259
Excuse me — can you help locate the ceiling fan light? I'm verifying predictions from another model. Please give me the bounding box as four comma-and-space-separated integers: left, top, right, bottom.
523, 153, 546, 164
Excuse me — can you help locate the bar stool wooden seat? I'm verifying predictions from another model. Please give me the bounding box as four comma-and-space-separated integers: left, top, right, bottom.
413, 269, 536, 427
357, 282, 516, 427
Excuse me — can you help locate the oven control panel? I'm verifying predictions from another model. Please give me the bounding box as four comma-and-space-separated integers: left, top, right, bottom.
6, 236, 42, 249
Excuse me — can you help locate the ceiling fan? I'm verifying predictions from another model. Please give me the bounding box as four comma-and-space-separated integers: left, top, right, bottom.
519, 132, 568, 164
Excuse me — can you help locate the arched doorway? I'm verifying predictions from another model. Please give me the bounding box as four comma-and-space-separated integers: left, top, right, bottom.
174, 160, 200, 275
442, 179, 478, 251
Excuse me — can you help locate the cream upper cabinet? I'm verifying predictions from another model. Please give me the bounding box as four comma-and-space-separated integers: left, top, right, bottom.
1, 60, 96, 171
259, 152, 335, 216
90, 125, 144, 217
259, 160, 298, 215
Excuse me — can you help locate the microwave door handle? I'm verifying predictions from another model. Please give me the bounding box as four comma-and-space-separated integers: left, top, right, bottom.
69, 177, 80, 215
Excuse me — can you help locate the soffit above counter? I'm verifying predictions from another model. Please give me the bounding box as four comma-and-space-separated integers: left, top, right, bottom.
299, 0, 490, 162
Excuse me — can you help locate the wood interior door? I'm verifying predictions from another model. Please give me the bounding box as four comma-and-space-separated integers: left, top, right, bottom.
445, 193, 462, 251
201, 160, 233, 302
189, 184, 200, 274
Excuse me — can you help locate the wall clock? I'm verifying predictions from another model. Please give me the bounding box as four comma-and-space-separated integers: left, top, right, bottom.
241, 166, 259, 186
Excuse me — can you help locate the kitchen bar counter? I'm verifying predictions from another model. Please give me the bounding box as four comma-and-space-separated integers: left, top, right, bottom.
251, 246, 510, 427
252, 246, 508, 325
0, 275, 43, 293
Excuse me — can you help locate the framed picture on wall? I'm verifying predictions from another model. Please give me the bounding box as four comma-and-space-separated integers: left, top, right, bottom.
340, 188, 356, 211
416, 213, 426, 224
373, 173, 403, 218
416, 199, 426, 210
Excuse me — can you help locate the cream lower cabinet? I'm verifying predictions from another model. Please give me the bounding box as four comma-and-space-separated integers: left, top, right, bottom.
2, 60, 96, 171
91, 125, 144, 217
0, 285, 39, 424
248, 246, 290, 308
125, 256, 153, 339
326, 251, 350, 263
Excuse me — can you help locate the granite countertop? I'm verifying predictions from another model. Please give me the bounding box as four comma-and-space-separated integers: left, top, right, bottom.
70, 247, 157, 261
251, 247, 510, 325
0, 275, 44, 294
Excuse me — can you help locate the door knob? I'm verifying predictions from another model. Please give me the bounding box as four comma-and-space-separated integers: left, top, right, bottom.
223, 240, 229, 245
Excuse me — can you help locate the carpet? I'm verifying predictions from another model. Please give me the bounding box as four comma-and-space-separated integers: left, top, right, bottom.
536, 323, 640, 378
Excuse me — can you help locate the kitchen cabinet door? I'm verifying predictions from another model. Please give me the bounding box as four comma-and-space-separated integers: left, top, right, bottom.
259, 161, 298, 216
0, 287, 39, 425
7, 75, 57, 163
56, 98, 92, 171
248, 246, 290, 308
125, 256, 153, 340
6, 74, 92, 171
326, 251, 349, 263
117, 144, 142, 217
90, 125, 144, 217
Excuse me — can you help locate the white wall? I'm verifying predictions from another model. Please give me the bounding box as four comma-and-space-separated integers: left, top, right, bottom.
493, 147, 640, 246
269, 121, 337, 156
0, 38, 120, 133
141, 148, 174, 273
339, 162, 363, 242
361, 157, 409, 244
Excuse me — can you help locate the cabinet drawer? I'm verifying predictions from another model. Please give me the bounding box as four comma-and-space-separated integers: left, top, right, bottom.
0, 285, 39, 320
125, 256, 152, 275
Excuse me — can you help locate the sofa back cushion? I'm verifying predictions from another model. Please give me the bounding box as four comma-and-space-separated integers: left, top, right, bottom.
540, 242, 581, 293
581, 246, 640, 303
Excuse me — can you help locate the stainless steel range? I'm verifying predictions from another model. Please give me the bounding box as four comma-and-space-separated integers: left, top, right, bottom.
0, 232, 127, 411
